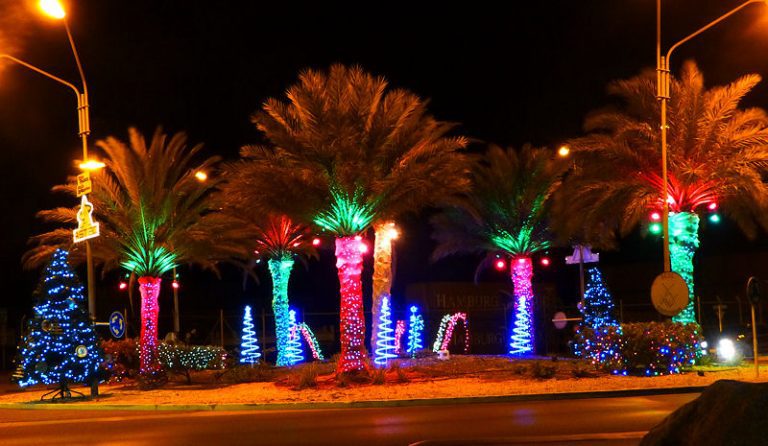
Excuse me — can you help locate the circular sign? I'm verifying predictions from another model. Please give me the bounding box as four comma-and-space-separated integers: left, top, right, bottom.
651, 272, 689, 317
109, 311, 125, 339
75, 345, 88, 358
747, 277, 762, 306
553, 311, 568, 330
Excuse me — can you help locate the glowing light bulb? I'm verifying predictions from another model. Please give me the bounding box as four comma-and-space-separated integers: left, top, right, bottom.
518, 258, 527, 264
708, 202, 718, 211
358, 242, 368, 254
495, 259, 506, 270
387, 227, 399, 240
312, 238, 321, 247
38, 0, 65, 19
649, 222, 662, 235
172, 280, 180, 289
195, 171, 208, 181
709, 213, 720, 224
650, 212, 661, 221
79, 159, 106, 171
118, 282, 127, 291
540, 257, 550, 267
557, 145, 570, 157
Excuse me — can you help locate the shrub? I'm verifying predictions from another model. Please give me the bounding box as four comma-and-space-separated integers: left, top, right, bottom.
157, 343, 227, 384
510, 363, 528, 375
290, 363, 319, 390
390, 363, 409, 383
574, 321, 702, 376
531, 361, 557, 379
101, 338, 140, 383
571, 361, 594, 378
370, 368, 387, 385
220, 362, 277, 384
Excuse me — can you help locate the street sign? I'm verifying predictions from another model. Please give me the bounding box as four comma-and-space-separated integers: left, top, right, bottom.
747, 276, 762, 306
565, 245, 600, 265
651, 271, 689, 317
73, 195, 100, 243
76, 172, 92, 197
109, 311, 125, 338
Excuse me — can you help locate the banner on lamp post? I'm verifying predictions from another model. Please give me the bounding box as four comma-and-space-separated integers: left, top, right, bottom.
73, 194, 100, 243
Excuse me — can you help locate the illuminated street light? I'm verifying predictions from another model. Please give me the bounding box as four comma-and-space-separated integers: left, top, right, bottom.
38, 0, 66, 19
79, 159, 106, 171
195, 170, 208, 181
557, 145, 570, 157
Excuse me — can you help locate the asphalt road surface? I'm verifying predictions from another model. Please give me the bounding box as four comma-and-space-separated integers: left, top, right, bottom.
0, 393, 697, 446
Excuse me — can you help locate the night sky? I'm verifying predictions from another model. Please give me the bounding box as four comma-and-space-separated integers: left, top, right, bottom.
3, 0, 768, 339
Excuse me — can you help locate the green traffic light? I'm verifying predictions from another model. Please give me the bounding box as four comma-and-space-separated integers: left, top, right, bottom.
649, 222, 662, 235
709, 213, 720, 224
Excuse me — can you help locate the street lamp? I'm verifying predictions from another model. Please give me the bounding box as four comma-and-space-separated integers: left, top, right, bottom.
1, 0, 100, 320
656, 0, 767, 272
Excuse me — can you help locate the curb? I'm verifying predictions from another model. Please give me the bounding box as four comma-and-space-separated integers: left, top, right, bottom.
0, 385, 706, 412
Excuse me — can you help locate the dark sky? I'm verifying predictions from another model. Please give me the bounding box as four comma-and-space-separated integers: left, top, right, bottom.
3, 0, 768, 334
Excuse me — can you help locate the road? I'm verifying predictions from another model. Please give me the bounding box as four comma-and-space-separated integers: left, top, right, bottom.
0, 393, 696, 446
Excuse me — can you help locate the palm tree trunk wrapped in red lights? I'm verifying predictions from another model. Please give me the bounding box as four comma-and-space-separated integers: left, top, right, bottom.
336, 236, 367, 371
558, 62, 768, 325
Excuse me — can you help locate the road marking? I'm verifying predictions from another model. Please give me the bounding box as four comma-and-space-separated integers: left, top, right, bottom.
409, 431, 648, 445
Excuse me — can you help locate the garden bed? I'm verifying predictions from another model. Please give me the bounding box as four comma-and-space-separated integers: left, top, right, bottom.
2, 355, 766, 406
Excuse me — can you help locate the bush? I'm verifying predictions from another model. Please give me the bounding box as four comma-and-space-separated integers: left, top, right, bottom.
157, 343, 227, 384
531, 361, 557, 379
574, 322, 702, 376
370, 368, 387, 385
101, 338, 140, 383
511, 363, 528, 375
571, 361, 594, 378
219, 362, 277, 384
289, 363, 319, 390
390, 363, 410, 383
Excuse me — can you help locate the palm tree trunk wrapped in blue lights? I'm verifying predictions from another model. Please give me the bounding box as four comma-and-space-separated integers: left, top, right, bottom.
669, 212, 700, 324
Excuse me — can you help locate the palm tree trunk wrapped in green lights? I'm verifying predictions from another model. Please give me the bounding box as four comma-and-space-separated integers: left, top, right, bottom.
558, 61, 768, 326
268, 254, 295, 367
432, 145, 568, 357
25, 128, 246, 388
669, 212, 700, 324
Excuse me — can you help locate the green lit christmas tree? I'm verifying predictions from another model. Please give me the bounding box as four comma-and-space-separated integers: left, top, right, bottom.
13, 249, 101, 399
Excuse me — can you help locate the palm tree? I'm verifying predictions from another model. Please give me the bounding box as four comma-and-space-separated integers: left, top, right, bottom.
240, 64, 468, 372
25, 127, 246, 385
559, 61, 768, 324
432, 145, 569, 355
216, 173, 317, 366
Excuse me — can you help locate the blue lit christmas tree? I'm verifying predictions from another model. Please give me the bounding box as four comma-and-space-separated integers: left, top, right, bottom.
239, 305, 261, 365
374, 295, 397, 366
14, 249, 101, 399
580, 266, 619, 329
284, 309, 304, 366
406, 305, 424, 358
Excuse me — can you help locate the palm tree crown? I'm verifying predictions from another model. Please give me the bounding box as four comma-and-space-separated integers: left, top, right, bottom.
432, 145, 568, 263
558, 61, 768, 243
25, 127, 246, 275
240, 64, 469, 232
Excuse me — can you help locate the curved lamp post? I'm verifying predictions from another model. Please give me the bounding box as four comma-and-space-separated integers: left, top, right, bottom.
1, 0, 101, 319
656, 0, 767, 273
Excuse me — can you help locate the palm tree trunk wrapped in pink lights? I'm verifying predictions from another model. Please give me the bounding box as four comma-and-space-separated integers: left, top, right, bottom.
138, 276, 163, 377
509, 257, 534, 355
432, 145, 568, 358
